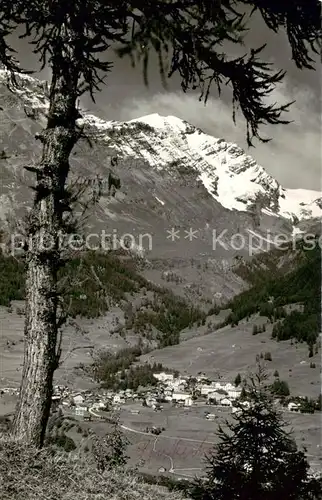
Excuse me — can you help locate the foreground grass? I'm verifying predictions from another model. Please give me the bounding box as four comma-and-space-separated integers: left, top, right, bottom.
0, 436, 191, 500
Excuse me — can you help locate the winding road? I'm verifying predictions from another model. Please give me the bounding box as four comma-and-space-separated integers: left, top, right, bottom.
119, 423, 216, 445
88, 406, 321, 476
89, 406, 208, 477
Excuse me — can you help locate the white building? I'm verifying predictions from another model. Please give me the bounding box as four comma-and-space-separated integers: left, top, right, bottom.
172, 393, 193, 406
170, 377, 187, 389
172, 383, 187, 392
288, 402, 301, 412
207, 391, 226, 403
75, 404, 88, 416
200, 384, 217, 396
73, 394, 85, 405
153, 372, 174, 383
113, 394, 125, 404
214, 382, 234, 392
220, 398, 232, 407
163, 388, 173, 401
202, 382, 242, 400
145, 396, 156, 407
227, 388, 242, 399
92, 401, 106, 410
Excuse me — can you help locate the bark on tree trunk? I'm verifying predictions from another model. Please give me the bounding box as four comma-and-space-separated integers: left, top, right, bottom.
12, 45, 79, 446
12, 255, 58, 445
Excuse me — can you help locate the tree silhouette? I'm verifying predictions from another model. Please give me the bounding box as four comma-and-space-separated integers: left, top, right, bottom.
234, 373, 242, 386
0, 1, 320, 446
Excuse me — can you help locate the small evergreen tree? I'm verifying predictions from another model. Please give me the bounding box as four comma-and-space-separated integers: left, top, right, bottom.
240, 386, 247, 400
234, 373, 242, 387
264, 352, 272, 361
190, 364, 321, 500
270, 379, 290, 397
91, 413, 129, 471
300, 398, 316, 414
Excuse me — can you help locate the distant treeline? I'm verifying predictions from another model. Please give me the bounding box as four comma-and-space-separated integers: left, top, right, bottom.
225, 242, 321, 348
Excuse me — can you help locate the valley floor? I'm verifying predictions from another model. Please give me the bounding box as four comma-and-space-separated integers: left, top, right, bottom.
1, 303, 321, 478
60, 402, 321, 478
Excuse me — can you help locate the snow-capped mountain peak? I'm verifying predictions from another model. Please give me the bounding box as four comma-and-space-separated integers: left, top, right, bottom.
0, 70, 321, 225
129, 113, 188, 132
107, 112, 321, 222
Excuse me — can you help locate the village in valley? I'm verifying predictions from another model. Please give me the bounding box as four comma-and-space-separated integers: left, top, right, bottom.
56, 369, 316, 418
1, 368, 309, 424
59, 371, 246, 421
1, 365, 321, 479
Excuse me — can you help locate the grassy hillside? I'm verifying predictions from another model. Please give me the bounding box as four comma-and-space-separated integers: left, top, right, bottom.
225, 241, 321, 347
0, 436, 191, 500
0, 249, 205, 347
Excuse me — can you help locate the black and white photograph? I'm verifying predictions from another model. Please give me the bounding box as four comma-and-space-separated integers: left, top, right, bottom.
0, 2, 321, 499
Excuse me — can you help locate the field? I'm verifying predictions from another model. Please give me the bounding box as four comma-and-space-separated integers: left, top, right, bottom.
140, 315, 321, 399
1, 393, 320, 478
0, 301, 134, 392
63, 402, 322, 479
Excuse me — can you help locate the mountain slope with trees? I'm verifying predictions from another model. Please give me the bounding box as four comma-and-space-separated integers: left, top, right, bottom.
225, 240, 321, 348
0, 248, 206, 348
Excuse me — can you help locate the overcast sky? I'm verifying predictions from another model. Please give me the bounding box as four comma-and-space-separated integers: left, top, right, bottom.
11, 11, 321, 191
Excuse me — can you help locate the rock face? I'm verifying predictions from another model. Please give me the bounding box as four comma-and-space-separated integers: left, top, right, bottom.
0, 69, 321, 262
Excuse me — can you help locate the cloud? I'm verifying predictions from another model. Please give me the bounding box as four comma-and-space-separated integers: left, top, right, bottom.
12, 26, 320, 192
118, 80, 321, 191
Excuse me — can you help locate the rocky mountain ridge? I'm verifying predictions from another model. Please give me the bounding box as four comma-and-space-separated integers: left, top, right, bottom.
0, 69, 321, 274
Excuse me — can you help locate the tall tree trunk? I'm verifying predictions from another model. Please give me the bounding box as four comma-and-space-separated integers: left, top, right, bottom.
12, 48, 79, 446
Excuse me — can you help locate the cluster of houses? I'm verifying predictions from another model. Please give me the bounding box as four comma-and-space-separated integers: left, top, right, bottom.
48, 373, 244, 420
0, 372, 307, 424
52, 385, 105, 420
152, 372, 243, 408
52, 384, 144, 419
